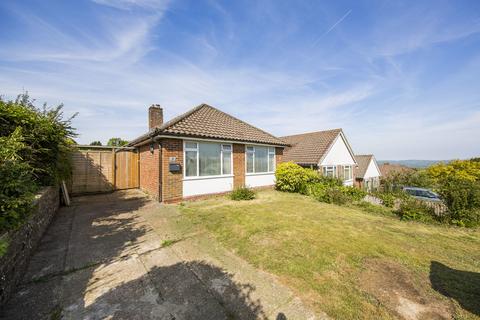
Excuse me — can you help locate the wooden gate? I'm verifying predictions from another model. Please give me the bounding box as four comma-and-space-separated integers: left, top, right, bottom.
71, 146, 139, 195
114, 149, 139, 190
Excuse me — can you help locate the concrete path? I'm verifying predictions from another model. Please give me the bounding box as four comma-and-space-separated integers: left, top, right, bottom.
1, 190, 322, 320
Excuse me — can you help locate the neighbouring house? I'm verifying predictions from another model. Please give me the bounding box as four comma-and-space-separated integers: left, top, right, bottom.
280, 129, 357, 186
128, 104, 288, 203
379, 162, 415, 178
354, 154, 381, 191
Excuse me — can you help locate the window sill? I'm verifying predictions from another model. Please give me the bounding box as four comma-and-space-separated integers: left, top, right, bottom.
245, 172, 275, 176
183, 174, 234, 181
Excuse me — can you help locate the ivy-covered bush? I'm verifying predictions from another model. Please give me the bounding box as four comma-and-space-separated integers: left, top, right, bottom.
230, 187, 256, 201
275, 162, 321, 193
0, 128, 37, 233
0, 94, 76, 186
0, 94, 76, 234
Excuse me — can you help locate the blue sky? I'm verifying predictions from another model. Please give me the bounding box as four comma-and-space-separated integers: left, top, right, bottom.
1, 0, 479, 159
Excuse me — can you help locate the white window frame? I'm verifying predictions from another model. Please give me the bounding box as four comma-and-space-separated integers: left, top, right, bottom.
183, 140, 233, 179
343, 165, 352, 181
246, 145, 276, 175
322, 165, 336, 177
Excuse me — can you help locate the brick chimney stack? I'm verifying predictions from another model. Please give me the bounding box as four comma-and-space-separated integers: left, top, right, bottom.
148, 104, 163, 130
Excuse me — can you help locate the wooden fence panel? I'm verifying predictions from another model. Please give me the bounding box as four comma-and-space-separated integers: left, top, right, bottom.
71, 150, 114, 194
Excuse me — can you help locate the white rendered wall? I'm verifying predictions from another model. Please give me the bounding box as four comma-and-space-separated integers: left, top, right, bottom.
320, 136, 356, 166
363, 159, 381, 179
245, 173, 275, 188
183, 176, 234, 197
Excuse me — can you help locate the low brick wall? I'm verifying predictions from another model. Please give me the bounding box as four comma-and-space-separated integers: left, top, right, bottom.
0, 186, 59, 306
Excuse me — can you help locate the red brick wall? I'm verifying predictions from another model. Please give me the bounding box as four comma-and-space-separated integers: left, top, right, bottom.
275, 147, 283, 166
233, 144, 246, 188
138, 143, 161, 200
160, 138, 183, 203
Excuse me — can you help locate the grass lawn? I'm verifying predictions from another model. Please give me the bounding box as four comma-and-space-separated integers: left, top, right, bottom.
180, 190, 480, 319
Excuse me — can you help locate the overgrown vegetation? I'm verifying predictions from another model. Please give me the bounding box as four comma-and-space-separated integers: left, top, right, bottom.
0, 94, 76, 234
275, 162, 366, 206
379, 159, 480, 227
230, 186, 256, 201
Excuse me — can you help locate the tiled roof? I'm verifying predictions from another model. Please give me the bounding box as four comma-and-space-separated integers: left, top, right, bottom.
379, 163, 414, 177
129, 104, 288, 146
280, 129, 342, 165
354, 154, 373, 179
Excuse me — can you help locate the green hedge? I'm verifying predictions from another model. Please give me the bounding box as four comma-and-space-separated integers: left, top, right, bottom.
0, 128, 36, 233
0, 95, 76, 186
0, 94, 76, 234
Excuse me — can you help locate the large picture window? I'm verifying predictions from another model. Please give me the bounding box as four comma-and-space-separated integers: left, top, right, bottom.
185, 141, 232, 177
246, 146, 275, 174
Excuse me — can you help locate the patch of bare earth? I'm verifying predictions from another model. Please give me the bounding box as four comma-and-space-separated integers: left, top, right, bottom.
359, 259, 453, 320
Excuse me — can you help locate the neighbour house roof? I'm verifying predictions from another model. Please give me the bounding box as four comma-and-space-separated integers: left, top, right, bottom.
379, 163, 415, 177
280, 129, 355, 165
128, 104, 288, 147
354, 154, 381, 179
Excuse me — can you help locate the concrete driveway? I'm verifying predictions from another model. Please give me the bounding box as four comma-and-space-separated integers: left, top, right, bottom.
1, 190, 321, 320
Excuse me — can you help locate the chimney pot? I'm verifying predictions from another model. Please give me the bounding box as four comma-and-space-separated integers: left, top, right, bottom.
149, 104, 163, 130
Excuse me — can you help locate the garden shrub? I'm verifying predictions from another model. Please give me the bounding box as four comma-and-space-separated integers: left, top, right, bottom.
381, 169, 433, 192
0, 94, 76, 186
436, 176, 480, 227
372, 191, 397, 208
275, 162, 321, 193
354, 201, 394, 216
396, 198, 435, 222
0, 128, 37, 233
341, 186, 367, 202
324, 188, 350, 205
307, 184, 353, 205
0, 94, 76, 234
230, 187, 256, 201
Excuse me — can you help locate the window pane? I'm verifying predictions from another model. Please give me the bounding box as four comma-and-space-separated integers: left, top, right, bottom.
247, 152, 254, 173
247, 146, 254, 152
185, 142, 197, 149
254, 146, 268, 173
222, 144, 232, 151
222, 150, 231, 174
268, 153, 275, 172
185, 151, 197, 176
199, 143, 221, 176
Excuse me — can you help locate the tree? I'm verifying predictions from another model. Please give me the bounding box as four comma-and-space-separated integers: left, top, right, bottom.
90, 141, 102, 146
107, 137, 129, 147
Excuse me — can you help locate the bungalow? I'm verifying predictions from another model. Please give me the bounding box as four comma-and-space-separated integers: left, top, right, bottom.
354, 154, 381, 191
128, 104, 288, 203
280, 129, 357, 186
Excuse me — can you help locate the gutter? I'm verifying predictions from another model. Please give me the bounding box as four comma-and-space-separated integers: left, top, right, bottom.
129, 133, 290, 148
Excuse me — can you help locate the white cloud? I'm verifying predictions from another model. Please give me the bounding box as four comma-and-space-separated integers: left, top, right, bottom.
92, 0, 169, 11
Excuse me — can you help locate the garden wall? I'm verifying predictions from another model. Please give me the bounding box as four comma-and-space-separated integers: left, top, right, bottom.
0, 186, 59, 306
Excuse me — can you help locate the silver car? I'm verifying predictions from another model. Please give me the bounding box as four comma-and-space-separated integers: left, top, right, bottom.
403, 187, 442, 202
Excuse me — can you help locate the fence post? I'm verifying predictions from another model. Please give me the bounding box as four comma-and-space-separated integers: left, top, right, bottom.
112, 148, 116, 190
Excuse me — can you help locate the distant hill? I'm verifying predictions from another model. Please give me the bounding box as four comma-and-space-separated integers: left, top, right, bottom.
377, 160, 450, 169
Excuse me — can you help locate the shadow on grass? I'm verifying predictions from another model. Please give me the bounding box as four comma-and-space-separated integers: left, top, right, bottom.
430, 261, 480, 316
